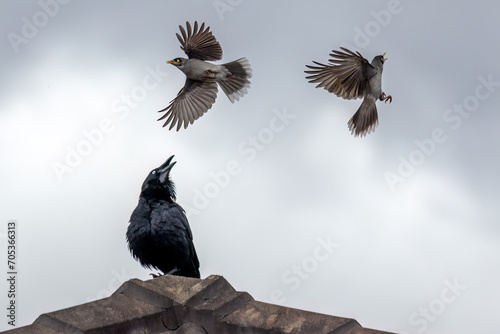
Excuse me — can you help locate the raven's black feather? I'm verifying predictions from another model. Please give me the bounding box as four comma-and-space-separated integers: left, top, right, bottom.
126, 156, 200, 278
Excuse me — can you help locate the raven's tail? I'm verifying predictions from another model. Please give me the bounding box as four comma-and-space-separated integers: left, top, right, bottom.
174, 242, 200, 279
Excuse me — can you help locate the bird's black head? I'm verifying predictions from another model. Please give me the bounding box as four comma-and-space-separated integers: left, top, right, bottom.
140, 155, 177, 201
375, 52, 388, 64
167, 57, 187, 68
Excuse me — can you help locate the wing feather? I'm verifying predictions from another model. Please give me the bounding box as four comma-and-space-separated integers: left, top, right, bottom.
158, 79, 218, 131
176, 21, 223, 61
305, 47, 376, 100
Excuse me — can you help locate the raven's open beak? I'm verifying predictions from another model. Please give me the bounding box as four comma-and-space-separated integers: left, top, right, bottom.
382, 52, 388, 61
159, 155, 176, 173
157, 155, 176, 184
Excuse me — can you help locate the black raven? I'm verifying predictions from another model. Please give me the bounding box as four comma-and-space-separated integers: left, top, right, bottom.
126, 155, 200, 278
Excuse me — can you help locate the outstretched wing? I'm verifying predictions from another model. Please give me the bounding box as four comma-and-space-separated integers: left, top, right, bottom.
305, 47, 376, 100
177, 21, 223, 61
158, 79, 218, 131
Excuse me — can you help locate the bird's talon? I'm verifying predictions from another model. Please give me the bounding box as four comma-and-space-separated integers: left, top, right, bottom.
201, 70, 217, 81
382, 92, 392, 103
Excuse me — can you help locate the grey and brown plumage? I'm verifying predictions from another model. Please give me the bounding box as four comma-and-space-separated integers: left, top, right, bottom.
305, 47, 392, 137
158, 21, 252, 131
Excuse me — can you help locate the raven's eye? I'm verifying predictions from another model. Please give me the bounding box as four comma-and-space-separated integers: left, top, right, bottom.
152, 171, 156, 175
175, 58, 180, 63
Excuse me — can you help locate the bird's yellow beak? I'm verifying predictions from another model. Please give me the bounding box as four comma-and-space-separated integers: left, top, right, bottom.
382, 52, 388, 61
167, 60, 174, 64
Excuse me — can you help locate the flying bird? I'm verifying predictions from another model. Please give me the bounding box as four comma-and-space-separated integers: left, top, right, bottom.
126, 155, 200, 278
158, 21, 252, 130
305, 47, 392, 137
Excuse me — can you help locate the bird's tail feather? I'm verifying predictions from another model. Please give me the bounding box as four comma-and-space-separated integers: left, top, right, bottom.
348, 97, 379, 137
218, 57, 252, 103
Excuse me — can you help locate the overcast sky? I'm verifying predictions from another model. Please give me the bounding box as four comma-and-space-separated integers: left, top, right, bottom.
1, 1, 500, 333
